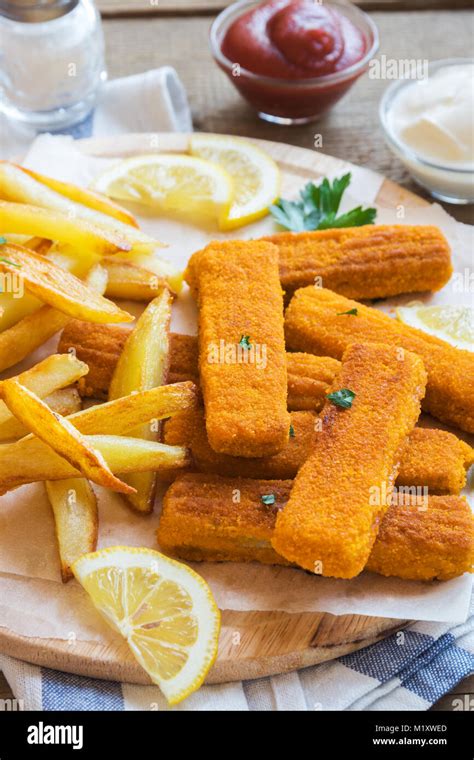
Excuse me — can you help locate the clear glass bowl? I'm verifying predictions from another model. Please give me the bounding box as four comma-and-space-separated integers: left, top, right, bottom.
210, 0, 379, 125
379, 58, 474, 205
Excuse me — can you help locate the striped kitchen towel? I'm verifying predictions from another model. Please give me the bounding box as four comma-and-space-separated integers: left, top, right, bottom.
1, 592, 472, 711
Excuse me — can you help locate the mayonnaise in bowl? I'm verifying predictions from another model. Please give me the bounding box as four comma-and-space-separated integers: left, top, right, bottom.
380, 59, 474, 204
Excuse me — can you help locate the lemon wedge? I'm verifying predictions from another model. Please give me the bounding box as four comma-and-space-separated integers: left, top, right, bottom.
73, 546, 221, 705
190, 134, 280, 230
91, 154, 233, 228
397, 304, 474, 351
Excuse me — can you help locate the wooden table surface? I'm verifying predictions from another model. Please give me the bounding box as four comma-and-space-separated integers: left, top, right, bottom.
0, 1, 472, 711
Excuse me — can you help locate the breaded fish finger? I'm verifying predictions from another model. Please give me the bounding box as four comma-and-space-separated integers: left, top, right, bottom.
285, 287, 474, 433
158, 474, 474, 582
262, 225, 452, 298
185, 240, 290, 457
272, 342, 427, 578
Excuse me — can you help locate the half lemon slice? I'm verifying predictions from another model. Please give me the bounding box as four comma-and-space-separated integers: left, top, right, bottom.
190, 133, 280, 230
91, 154, 233, 228
73, 546, 221, 705
397, 304, 474, 351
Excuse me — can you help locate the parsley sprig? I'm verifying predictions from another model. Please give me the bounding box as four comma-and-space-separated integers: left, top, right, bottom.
327, 388, 356, 409
269, 173, 376, 233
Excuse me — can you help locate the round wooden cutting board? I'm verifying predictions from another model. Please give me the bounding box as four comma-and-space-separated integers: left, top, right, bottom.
0, 133, 428, 685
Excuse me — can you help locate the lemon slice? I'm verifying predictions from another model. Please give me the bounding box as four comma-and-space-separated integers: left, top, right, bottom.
190, 134, 280, 230
73, 546, 220, 705
397, 304, 474, 351
91, 154, 233, 228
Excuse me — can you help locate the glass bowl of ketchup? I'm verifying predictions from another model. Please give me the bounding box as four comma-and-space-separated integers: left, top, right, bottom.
210, 0, 378, 124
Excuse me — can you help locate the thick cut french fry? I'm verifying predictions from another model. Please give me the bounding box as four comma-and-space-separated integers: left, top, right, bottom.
109, 290, 173, 512
0, 386, 81, 441
109, 251, 183, 294
0, 245, 132, 323
0, 436, 190, 492
0, 200, 132, 256
70, 382, 198, 435
0, 353, 87, 434
0, 379, 134, 494
12, 164, 139, 227
0, 263, 108, 373
103, 259, 175, 301
45, 478, 98, 582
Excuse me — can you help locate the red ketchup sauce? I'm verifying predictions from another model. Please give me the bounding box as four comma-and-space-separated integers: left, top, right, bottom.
217, 0, 371, 122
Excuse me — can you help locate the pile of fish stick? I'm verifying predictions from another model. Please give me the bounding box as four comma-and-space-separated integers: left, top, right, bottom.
58, 224, 474, 582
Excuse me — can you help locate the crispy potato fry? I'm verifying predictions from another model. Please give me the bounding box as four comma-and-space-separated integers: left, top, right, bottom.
108, 251, 183, 294
0, 245, 132, 323
109, 289, 173, 511
0, 263, 108, 373
0, 164, 163, 253
0, 435, 190, 492
70, 381, 198, 435
0, 386, 82, 441
0, 200, 132, 256
103, 259, 175, 301
45, 478, 98, 582
14, 164, 139, 227
0, 379, 134, 494
0, 353, 87, 435
45, 386, 82, 415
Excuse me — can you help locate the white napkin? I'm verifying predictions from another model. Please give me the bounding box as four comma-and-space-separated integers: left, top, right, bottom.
0, 67, 193, 159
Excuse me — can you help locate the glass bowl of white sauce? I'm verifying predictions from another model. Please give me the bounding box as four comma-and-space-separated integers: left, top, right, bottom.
379, 59, 474, 204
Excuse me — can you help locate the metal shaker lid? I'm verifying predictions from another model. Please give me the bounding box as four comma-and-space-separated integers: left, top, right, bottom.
0, 0, 79, 22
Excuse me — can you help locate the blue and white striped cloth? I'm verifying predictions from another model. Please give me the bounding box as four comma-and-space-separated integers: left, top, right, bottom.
1, 592, 472, 711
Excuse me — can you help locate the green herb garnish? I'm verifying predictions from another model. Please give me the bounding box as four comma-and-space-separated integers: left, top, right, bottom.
0, 236, 6, 245
261, 493, 276, 506
239, 335, 251, 349
289, 424, 295, 438
327, 388, 356, 409
337, 308, 358, 316
269, 173, 376, 232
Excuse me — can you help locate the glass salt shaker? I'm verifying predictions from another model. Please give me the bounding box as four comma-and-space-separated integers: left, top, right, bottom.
0, 0, 107, 130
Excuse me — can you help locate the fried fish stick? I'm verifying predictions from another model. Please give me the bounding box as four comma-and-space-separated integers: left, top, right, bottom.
285, 287, 474, 433
261, 225, 452, 298
163, 408, 473, 494
158, 474, 474, 581
185, 240, 290, 457
397, 427, 474, 495
272, 342, 427, 577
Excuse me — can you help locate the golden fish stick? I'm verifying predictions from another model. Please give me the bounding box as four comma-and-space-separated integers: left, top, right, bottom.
272, 342, 427, 578
163, 408, 473, 494
158, 474, 474, 582
285, 286, 474, 433
262, 225, 452, 298
185, 240, 290, 457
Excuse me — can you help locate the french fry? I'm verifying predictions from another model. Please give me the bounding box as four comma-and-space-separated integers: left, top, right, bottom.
0, 263, 108, 373
14, 164, 139, 227
103, 259, 175, 301
0, 435, 190, 492
0, 245, 133, 323
45, 479, 98, 582
109, 289, 173, 512
0, 379, 134, 494
0, 200, 132, 256
70, 382, 198, 435
0, 386, 82, 441
110, 251, 183, 294
0, 164, 161, 252
0, 353, 87, 438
